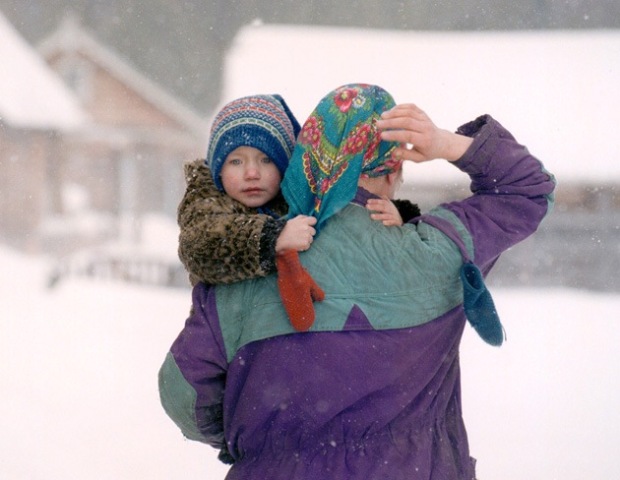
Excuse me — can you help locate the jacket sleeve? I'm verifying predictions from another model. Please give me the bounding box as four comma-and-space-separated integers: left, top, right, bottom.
434, 115, 556, 272
177, 159, 286, 285
158, 283, 230, 456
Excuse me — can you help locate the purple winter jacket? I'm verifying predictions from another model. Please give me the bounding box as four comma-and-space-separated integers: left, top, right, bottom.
159, 115, 556, 480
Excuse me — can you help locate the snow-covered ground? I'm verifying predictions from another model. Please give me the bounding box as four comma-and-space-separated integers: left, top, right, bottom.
1, 240, 619, 480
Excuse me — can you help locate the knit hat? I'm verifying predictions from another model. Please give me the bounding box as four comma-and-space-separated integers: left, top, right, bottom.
206, 94, 301, 191
281, 83, 402, 234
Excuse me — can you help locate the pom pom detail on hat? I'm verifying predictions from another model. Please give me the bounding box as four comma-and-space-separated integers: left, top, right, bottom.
206, 94, 301, 191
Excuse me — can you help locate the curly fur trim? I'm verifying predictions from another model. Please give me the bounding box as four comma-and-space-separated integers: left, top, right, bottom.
177, 159, 289, 285
259, 217, 287, 274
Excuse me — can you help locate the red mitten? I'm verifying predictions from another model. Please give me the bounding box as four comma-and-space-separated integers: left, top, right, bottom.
276, 250, 325, 331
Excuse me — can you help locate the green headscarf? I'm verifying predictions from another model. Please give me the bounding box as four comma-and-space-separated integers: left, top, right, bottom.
281, 84, 402, 233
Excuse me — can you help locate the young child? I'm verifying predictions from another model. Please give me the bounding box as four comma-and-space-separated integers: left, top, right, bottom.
177, 94, 318, 287
177, 93, 418, 330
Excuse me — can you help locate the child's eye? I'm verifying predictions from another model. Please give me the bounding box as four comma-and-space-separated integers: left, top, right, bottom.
261, 157, 273, 164
227, 158, 242, 165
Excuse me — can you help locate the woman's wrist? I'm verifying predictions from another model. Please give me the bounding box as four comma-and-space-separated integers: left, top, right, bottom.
443, 130, 474, 162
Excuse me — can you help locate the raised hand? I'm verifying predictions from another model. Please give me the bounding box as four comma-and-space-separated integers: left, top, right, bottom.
377, 104, 473, 163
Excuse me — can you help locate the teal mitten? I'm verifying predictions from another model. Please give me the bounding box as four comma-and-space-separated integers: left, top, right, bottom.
460, 263, 505, 346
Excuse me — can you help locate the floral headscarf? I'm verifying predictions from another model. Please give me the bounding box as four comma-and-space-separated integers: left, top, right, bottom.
281, 84, 402, 233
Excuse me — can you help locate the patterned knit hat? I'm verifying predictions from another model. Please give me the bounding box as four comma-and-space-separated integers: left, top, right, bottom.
206, 94, 301, 191
281, 83, 401, 233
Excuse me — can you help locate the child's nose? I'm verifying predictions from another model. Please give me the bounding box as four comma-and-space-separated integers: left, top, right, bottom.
244, 164, 260, 179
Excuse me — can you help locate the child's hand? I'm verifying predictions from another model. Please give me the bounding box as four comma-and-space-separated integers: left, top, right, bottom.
275, 215, 317, 253
366, 197, 403, 226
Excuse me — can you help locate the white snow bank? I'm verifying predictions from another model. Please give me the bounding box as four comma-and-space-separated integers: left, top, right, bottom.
0, 245, 228, 480
224, 26, 620, 184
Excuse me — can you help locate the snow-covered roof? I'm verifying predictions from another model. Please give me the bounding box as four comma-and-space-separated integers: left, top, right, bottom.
223, 25, 620, 183
0, 10, 86, 130
38, 14, 208, 138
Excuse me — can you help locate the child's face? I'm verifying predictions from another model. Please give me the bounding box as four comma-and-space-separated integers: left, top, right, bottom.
220, 146, 282, 208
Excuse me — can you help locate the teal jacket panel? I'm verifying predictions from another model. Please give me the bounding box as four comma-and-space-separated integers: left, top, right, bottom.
215, 203, 466, 362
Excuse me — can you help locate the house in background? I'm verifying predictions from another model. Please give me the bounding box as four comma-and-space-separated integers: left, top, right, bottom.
37, 14, 209, 252
1, 11, 209, 255
0, 10, 87, 253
